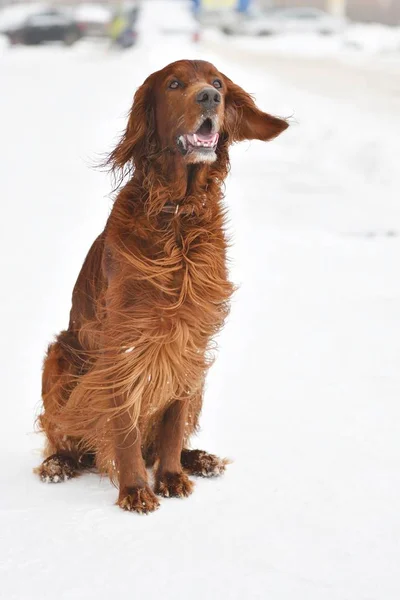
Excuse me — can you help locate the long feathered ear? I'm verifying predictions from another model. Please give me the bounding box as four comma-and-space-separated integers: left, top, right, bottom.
106, 77, 157, 179
222, 74, 288, 143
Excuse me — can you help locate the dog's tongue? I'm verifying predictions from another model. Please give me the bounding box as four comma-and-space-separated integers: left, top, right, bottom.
186, 132, 219, 147
196, 132, 216, 143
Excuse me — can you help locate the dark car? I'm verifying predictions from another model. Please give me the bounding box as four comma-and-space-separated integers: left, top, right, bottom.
6, 9, 83, 46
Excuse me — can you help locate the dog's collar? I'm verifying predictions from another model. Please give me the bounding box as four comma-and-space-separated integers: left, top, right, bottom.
161, 202, 198, 216
161, 202, 181, 215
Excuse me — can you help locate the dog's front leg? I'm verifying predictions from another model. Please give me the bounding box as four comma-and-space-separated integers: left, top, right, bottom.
155, 399, 194, 498
114, 409, 160, 514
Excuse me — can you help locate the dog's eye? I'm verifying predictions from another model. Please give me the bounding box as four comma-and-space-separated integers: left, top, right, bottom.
213, 79, 222, 89
168, 80, 180, 90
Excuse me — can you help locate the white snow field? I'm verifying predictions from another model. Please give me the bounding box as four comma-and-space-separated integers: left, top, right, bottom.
1, 2, 400, 599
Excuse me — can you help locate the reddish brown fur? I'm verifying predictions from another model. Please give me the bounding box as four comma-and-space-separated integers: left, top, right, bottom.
36, 60, 288, 513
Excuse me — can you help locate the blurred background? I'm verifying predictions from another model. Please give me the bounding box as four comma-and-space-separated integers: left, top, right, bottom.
1, 2, 400, 599
1, 0, 400, 48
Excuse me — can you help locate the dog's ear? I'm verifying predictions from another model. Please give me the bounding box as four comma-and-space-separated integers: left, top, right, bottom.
222, 74, 288, 143
107, 75, 158, 177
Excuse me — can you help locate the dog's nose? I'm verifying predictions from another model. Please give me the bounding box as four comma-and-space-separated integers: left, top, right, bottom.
196, 87, 221, 109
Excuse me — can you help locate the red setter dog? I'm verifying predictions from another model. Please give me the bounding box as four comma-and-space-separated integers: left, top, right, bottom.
36, 60, 288, 513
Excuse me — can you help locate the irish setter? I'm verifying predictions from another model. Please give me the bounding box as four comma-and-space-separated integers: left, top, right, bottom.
36, 60, 288, 513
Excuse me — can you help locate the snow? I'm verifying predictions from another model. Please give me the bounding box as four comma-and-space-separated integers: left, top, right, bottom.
0, 2, 49, 31
343, 22, 400, 53
205, 24, 400, 59
1, 1, 400, 598
72, 3, 112, 25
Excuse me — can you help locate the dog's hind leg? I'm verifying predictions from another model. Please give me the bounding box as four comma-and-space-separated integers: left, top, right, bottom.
35, 450, 96, 483
36, 331, 95, 482
181, 449, 230, 478
178, 390, 230, 478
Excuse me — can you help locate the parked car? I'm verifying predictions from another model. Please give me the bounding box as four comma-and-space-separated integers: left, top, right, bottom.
222, 7, 347, 36
153, 0, 198, 38
195, 8, 229, 28
5, 9, 83, 46
72, 3, 113, 38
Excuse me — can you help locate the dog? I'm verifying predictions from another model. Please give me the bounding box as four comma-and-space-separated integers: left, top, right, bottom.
35, 60, 288, 513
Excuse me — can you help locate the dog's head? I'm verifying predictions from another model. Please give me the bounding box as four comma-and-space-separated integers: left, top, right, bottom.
108, 59, 288, 172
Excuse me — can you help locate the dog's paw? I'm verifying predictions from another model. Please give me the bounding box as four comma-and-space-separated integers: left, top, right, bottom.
35, 454, 78, 483
155, 471, 194, 498
117, 486, 160, 514
181, 449, 230, 478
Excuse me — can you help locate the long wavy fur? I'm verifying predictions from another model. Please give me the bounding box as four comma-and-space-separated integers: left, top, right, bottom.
37, 61, 288, 483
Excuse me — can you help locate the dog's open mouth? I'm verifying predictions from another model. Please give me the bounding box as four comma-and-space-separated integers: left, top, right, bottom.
177, 118, 219, 155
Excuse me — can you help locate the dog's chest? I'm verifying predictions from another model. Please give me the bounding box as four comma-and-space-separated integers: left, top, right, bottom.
170, 229, 228, 303
124, 219, 234, 337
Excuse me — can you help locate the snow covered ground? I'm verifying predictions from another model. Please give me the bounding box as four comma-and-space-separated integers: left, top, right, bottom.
209, 23, 400, 59
1, 2, 400, 598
